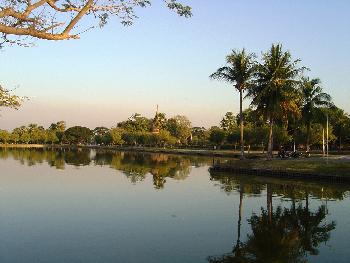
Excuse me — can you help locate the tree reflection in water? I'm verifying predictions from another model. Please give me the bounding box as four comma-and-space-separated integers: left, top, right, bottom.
208, 173, 340, 263
0, 148, 347, 260
96, 151, 196, 188
0, 148, 211, 189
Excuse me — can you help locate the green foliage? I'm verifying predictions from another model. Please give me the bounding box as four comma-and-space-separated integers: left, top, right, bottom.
153, 112, 167, 130
247, 44, 304, 156
209, 126, 226, 146
191, 127, 209, 146
64, 126, 92, 145
49, 121, 66, 132
93, 127, 111, 145
109, 128, 124, 145
117, 113, 152, 133
20, 132, 30, 144
166, 115, 192, 144
248, 44, 303, 121
27, 124, 46, 143
295, 123, 336, 149
10, 132, 19, 143
155, 130, 177, 147
326, 106, 350, 149
49, 121, 66, 143
236, 108, 265, 127
226, 129, 240, 144
211, 49, 257, 156
46, 130, 59, 144
121, 131, 139, 145
0, 129, 10, 143
273, 125, 292, 146
0, 85, 24, 109
3, 98, 350, 150
300, 77, 332, 150
220, 112, 237, 132
210, 49, 256, 91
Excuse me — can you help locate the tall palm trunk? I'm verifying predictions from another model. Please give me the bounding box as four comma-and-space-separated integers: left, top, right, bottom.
239, 88, 244, 158
267, 117, 274, 159
306, 122, 311, 152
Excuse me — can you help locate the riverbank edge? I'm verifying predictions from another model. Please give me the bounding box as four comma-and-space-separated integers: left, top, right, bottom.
1, 144, 350, 182
210, 165, 350, 183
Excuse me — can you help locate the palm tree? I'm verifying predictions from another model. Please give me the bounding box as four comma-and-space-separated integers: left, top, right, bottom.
247, 44, 303, 158
210, 49, 256, 158
300, 77, 332, 151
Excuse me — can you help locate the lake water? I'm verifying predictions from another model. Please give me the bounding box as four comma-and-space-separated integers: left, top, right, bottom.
1, 148, 349, 263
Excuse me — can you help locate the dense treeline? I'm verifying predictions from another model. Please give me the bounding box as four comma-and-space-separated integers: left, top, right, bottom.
0, 103, 350, 151
1, 44, 350, 152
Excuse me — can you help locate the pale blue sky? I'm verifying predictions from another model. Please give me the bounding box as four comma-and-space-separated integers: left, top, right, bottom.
1, 0, 349, 129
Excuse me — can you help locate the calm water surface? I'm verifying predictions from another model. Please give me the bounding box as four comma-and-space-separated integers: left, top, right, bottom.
1, 148, 350, 263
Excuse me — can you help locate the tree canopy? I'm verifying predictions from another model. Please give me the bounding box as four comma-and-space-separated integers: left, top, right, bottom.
210, 49, 256, 158
247, 44, 304, 157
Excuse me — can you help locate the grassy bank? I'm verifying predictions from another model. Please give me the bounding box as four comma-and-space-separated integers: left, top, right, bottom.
213, 157, 350, 178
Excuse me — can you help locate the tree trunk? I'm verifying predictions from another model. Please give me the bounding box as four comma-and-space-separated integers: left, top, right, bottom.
306, 122, 311, 152
239, 88, 244, 159
267, 118, 274, 159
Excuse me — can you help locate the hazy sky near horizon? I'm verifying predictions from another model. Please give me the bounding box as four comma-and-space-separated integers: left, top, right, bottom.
1, 0, 350, 130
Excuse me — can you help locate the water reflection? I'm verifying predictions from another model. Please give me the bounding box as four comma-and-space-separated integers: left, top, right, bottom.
1, 148, 349, 262
0, 148, 212, 189
208, 172, 342, 263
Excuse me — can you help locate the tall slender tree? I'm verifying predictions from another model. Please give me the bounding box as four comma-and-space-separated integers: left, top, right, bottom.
300, 77, 332, 151
247, 44, 303, 158
210, 49, 256, 158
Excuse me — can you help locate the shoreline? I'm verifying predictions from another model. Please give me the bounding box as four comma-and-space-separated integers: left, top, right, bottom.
1, 144, 350, 182
210, 165, 350, 183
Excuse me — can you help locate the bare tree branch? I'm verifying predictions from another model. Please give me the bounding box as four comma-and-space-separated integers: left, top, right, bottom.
0, 0, 192, 47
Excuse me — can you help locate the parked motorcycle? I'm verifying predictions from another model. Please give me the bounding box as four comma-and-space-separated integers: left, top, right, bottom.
278, 148, 302, 159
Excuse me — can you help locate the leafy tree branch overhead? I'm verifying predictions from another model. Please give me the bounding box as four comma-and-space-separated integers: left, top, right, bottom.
0, 85, 26, 110
0, 0, 192, 46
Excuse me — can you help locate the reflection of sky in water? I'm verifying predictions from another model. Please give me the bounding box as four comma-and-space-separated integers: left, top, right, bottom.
0, 150, 350, 263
